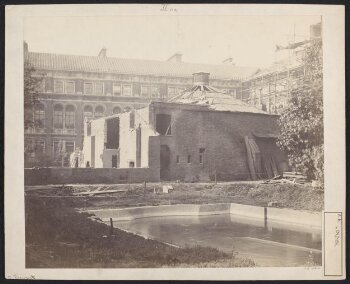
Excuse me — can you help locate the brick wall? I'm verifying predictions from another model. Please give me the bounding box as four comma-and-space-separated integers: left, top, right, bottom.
24, 167, 160, 185
151, 103, 286, 181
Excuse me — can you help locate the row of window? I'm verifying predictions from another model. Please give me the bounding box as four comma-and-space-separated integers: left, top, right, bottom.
176, 148, 206, 164
52, 80, 187, 97
31, 104, 131, 130
25, 139, 75, 156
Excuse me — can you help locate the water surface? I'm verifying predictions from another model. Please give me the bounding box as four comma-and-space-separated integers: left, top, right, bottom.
112, 214, 321, 267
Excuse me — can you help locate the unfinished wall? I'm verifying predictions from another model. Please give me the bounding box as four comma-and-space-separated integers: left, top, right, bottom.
150, 103, 286, 181
25, 167, 160, 185
118, 106, 158, 169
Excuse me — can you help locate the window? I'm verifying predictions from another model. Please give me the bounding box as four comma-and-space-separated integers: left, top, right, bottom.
34, 103, 45, 128
53, 105, 63, 128
122, 84, 132, 96
156, 114, 171, 135
54, 80, 64, 93
52, 140, 63, 156
34, 140, 45, 153
83, 105, 93, 122
113, 106, 122, 114
168, 87, 176, 97
129, 161, 135, 168
84, 82, 93, 95
177, 87, 185, 94
95, 82, 104, 95
151, 86, 159, 98
113, 83, 121, 96
65, 105, 75, 129
199, 148, 205, 164
187, 155, 191, 163
65, 141, 75, 154
95, 105, 104, 119
176, 155, 180, 163
141, 85, 149, 97
65, 81, 75, 94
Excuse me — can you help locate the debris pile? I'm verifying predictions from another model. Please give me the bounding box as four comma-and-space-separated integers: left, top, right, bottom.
262, 172, 308, 185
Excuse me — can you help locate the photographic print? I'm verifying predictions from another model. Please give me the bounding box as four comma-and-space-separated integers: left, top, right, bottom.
5, 4, 345, 280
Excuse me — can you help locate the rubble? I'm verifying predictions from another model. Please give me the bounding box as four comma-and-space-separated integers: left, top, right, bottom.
262, 172, 308, 185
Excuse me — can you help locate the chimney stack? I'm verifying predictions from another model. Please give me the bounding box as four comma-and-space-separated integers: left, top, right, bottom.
222, 57, 235, 66
167, 53, 182, 63
98, 47, 107, 57
193, 72, 210, 86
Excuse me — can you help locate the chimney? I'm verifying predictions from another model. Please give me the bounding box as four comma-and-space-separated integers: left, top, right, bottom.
23, 41, 28, 53
193, 72, 210, 86
222, 57, 235, 66
167, 53, 182, 63
98, 47, 107, 57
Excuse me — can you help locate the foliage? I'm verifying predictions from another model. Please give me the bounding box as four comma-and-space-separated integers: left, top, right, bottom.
24, 61, 44, 130
277, 40, 323, 182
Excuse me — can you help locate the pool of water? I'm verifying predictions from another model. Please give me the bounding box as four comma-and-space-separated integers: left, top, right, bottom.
111, 214, 322, 267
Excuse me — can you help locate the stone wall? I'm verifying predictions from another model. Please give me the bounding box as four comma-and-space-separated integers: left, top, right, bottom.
24, 167, 160, 185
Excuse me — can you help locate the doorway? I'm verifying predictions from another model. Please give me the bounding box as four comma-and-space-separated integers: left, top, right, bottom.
112, 155, 118, 168
160, 144, 171, 180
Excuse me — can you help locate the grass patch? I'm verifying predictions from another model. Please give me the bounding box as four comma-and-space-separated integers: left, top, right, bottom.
25, 196, 255, 268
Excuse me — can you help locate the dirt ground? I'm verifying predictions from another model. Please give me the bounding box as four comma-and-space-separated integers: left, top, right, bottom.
26, 181, 324, 212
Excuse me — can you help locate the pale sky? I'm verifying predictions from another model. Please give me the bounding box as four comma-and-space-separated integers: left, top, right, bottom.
24, 15, 321, 68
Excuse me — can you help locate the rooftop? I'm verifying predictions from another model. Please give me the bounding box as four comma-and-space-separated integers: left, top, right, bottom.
25, 51, 258, 80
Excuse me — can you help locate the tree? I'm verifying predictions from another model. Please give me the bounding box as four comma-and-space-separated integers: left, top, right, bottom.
24, 61, 46, 167
24, 61, 43, 130
277, 39, 324, 183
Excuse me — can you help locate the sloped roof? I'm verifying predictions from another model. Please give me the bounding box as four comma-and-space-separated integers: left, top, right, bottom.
26, 52, 258, 80
168, 84, 269, 114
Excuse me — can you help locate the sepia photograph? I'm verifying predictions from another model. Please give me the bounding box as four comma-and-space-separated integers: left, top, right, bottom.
5, 4, 345, 280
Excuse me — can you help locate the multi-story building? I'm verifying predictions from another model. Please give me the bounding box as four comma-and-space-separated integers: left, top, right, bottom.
241, 22, 322, 114
24, 43, 257, 167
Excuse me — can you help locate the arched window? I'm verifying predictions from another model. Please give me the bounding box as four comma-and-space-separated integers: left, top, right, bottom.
34, 103, 45, 128
65, 105, 75, 129
83, 105, 93, 122
53, 105, 63, 129
113, 106, 122, 114
123, 106, 131, 113
95, 105, 105, 119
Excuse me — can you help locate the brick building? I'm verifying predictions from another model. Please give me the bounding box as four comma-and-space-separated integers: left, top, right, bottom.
82, 73, 287, 182
24, 44, 257, 167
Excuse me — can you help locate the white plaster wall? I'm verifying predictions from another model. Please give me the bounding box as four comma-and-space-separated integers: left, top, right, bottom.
82, 136, 91, 167
91, 118, 106, 168
119, 112, 136, 168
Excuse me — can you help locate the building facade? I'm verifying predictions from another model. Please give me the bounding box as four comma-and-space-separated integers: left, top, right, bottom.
241, 22, 322, 114
82, 73, 288, 182
24, 44, 257, 167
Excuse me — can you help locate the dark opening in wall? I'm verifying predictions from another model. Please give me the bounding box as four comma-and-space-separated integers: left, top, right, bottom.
106, 117, 119, 149
130, 110, 135, 129
87, 122, 91, 136
129, 161, 135, 168
187, 155, 191, 163
176, 155, 180, 163
156, 114, 171, 135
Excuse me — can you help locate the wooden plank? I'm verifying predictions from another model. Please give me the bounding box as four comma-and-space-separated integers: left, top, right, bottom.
244, 136, 257, 180
270, 156, 279, 176
263, 155, 273, 179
